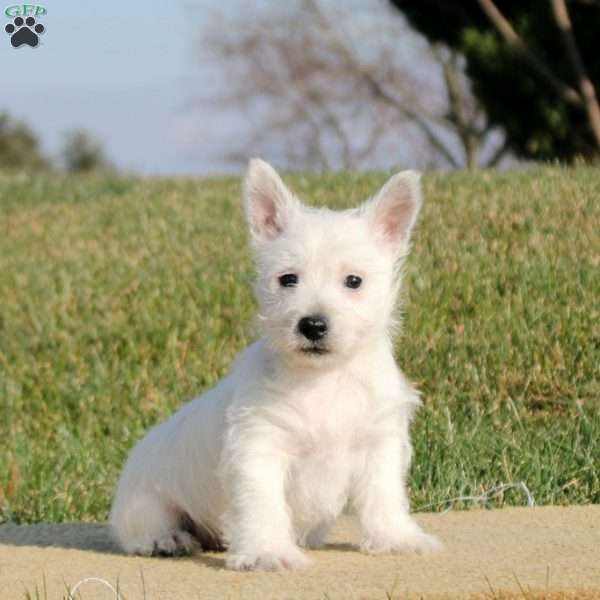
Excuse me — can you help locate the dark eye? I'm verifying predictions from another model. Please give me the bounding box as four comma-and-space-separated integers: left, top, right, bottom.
279, 273, 298, 287
345, 275, 362, 289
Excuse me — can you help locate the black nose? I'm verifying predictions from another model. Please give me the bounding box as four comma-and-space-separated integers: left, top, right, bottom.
298, 315, 328, 341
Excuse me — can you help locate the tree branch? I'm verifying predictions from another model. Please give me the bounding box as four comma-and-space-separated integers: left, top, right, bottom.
477, 0, 583, 107
363, 73, 461, 167
551, 0, 600, 148
438, 49, 480, 168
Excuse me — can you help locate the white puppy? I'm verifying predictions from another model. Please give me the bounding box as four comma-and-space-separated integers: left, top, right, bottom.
110, 159, 441, 570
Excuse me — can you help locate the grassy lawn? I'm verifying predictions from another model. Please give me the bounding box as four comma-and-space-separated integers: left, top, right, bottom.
0, 167, 598, 523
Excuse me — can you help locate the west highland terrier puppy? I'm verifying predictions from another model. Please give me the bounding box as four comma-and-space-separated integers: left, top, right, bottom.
110, 159, 441, 570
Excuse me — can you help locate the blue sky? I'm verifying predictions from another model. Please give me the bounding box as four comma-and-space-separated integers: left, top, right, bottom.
0, 0, 230, 174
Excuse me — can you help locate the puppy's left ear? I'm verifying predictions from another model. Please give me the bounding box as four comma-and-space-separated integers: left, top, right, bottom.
364, 170, 422, 255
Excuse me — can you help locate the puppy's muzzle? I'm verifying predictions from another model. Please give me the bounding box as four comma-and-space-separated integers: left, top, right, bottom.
297, 315, 328, 342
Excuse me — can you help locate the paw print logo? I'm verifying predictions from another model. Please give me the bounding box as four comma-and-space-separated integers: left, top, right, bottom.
5, 16, 45, 48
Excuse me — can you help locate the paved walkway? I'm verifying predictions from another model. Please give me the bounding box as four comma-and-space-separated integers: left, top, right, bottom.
0, 506, 599, 599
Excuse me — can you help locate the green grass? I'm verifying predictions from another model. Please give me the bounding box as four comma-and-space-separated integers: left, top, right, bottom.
0, 167, 598, 523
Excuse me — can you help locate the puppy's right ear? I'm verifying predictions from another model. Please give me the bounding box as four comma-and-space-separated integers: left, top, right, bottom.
243, 159, 297, 242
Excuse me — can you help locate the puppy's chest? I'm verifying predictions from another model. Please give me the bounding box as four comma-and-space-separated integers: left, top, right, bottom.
284, 380, 375, 507
286, 416, 368, 523
289, 377, 373, 454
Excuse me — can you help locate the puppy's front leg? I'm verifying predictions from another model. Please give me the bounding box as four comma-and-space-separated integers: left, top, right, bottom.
353, 435, 442, 555
221, 441, 311, 571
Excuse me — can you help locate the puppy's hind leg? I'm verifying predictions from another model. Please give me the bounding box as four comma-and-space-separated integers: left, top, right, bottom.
110, 489, 198, 557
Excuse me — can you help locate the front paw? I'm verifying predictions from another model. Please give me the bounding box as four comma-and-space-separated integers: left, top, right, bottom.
226, 545, 313, 571
362, 529, 443, 555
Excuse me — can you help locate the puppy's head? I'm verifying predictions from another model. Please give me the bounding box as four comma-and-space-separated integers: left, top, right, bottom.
243, 159, 422, 369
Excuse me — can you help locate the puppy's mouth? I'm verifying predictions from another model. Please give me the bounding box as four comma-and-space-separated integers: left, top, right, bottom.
300, 345, 330, 356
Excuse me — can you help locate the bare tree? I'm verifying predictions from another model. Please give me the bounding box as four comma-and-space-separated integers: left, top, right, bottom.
196, 0, 508, 171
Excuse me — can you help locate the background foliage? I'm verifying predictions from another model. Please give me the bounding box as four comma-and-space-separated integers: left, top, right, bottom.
390, 0, 600, 161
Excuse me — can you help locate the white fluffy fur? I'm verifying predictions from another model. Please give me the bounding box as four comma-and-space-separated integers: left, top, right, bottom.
110, 159, 441, 570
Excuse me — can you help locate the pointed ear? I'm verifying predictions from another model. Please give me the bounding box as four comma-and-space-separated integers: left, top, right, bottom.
243, 158, 297, 242
364, 171, 422, 254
